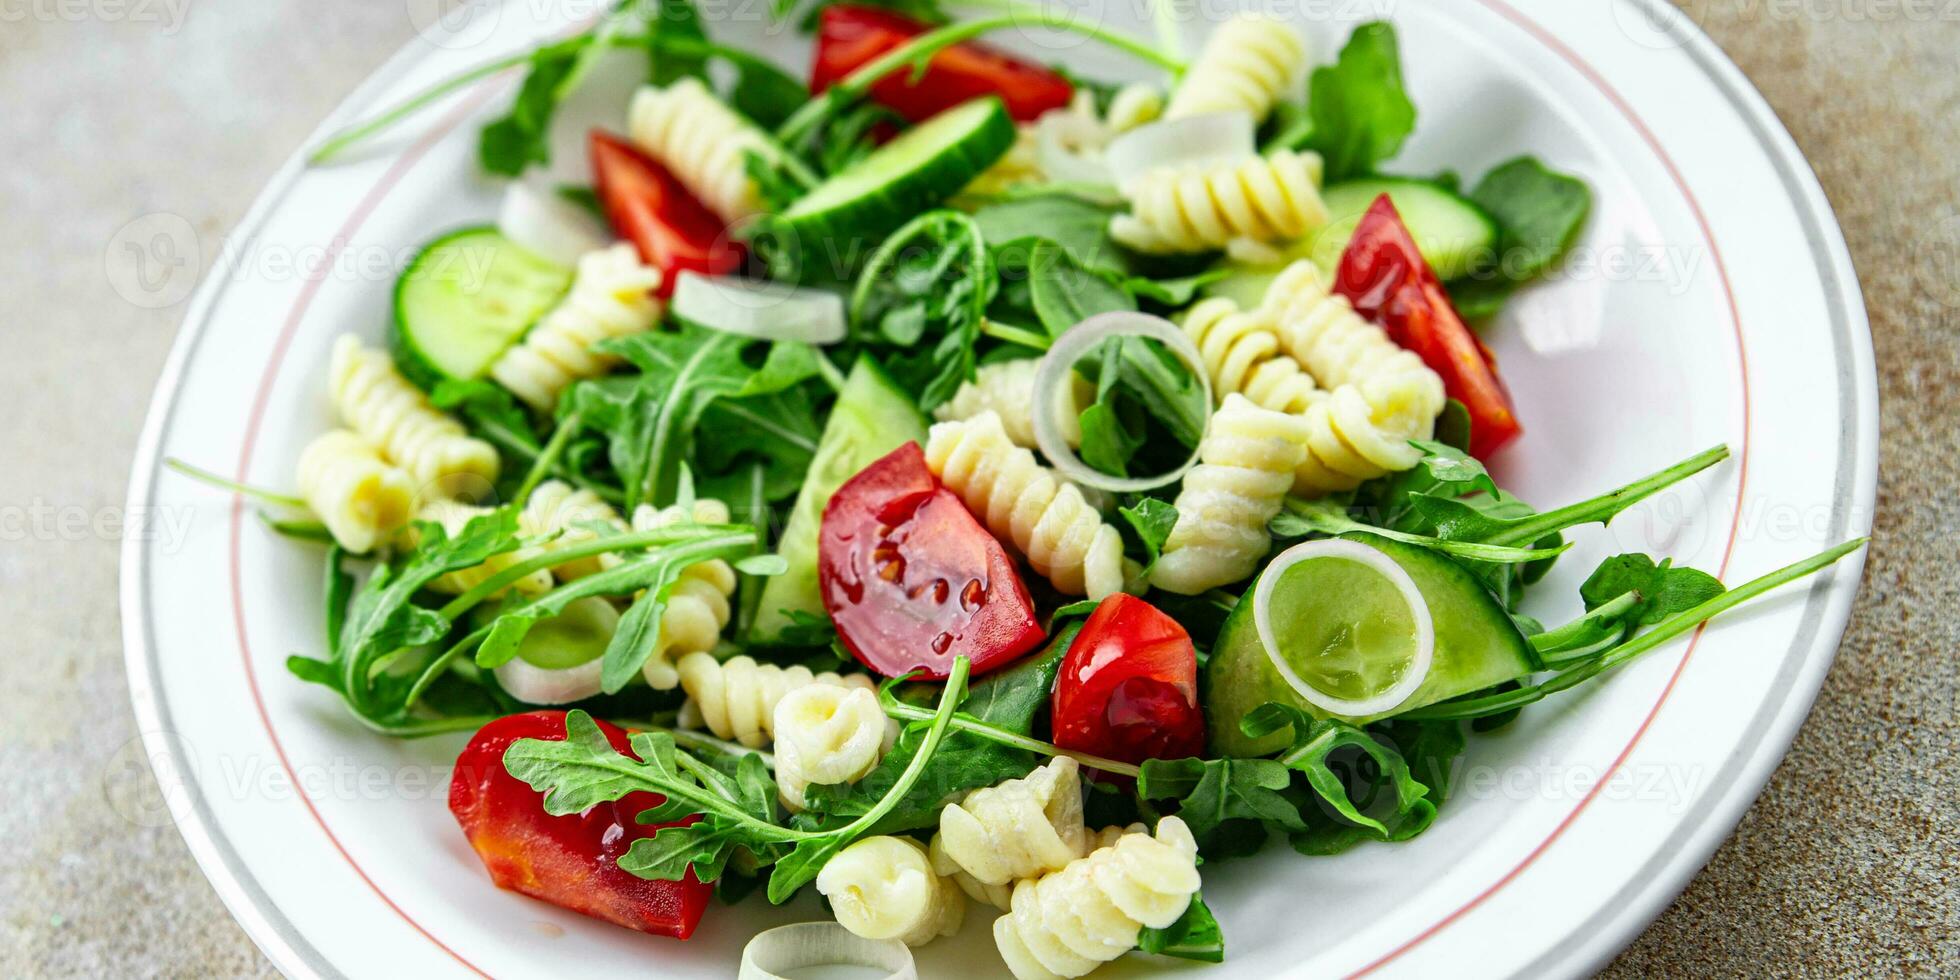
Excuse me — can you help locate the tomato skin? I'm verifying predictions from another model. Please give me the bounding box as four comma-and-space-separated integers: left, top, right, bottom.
819, 442, 1046, 680
448, 711, 711, 939
810, 5, 1075, 123
1052, 594, 1205, 766
1333, 194, 1523, 459
589, 130, 742, 297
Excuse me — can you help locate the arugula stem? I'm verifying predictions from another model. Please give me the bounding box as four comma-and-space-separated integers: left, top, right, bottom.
811, 351, 848, 393
309, 52, 530, 164
1148, 0, 1186, 73
167, 457, 307, 509
1528, 591, 1638, 666
1400, 538, 1867, 721
435, 525, 747, 621
258, 512, 333, 543
880, 700, 1144, 779
1485, 445, 1729, 547
1281, 497, 1564, 563
980, 318, 1053, 350
668, 727, 775, 769
515, 410, 583, 508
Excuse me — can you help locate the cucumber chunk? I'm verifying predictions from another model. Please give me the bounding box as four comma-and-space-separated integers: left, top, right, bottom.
392, 226, 574, 389
1312, 179, 1497, 281
1204, 532, 1534, 756
779, 97, 1014, 246
749, 358, 928, 644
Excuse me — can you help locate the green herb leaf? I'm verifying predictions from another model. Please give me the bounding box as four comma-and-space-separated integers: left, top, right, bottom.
1303, 22, 1415, 182
1138, 756, 1302, 856
1119, 497, 1179, 575
1027, 239, 1133, 337
1580, 553, 1726, 626
1242, 703, 1437, 850
1137, 892, 1226, 963
1468, 156, 1591, 281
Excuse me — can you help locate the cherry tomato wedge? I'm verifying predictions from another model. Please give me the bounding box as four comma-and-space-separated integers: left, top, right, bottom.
1334, 194, 1523, 459
589, 130, 742, 297
810, 5, 1075, 123
1052, 594, 1205, 766
819, 442, 1045, 680
449, 711, 711, 939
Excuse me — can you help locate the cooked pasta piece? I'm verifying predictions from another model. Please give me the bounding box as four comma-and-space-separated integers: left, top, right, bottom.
925, 412, 1131, 598
628, 77, 779, 224
816, 836, 966, 948
520, 479, 626, 581
1150, 394, 1312, 595
1180, 296, 1325, 415
963, 85, 1162, 197
1164, 12, 1308, 123
295, 429, 413, 553
408, 498, 553, 597
1104, 82, 1165, 133
932, 821, 1148, 912
626, 498, 738, 690
993, 817, 1202, 980
675, 653, 876, 748
489, 244, 662, 411
936, 757, 1088, 887
772, 684, 892, 811
1110, 150, 1329, 255
328, 335, 499, 493
933, 358, 1088, 449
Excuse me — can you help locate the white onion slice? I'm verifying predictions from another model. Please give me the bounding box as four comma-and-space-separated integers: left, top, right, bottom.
1252, 539, 1437, 719
493, 656, 605, 705
1103, 111, 1257, 188
497, 180, 607, 268
738, 922, 916, 980
1034, 111, 1115, 187
671, 271, 847, 345
1031, 310, 1212, 494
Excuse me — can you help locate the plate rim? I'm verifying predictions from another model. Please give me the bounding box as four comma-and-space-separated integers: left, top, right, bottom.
119, 2, 1879, 978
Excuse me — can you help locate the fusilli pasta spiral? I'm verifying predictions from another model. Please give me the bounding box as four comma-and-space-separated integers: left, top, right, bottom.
1150, 394, 1311, 595
933, 358, 1087, 449
628, 77, 778, 224
520, 479, 626, 581
936, 756, 1088, 887
295, 429, 413, 553
992, 817, 1202, 980
772, 684, 893, 811
931, 820, 1147, 912
1164, 12, 1308, 123
1110, 149, 1329, 255
675, 653, 876, 748
629, 498, 739, 690
408, 498, 554, 597
1181, 296, 1325, 415
816, 836, 966, 947
925, 412, 1130, 599
329, 335, 500, 493
963, 86, 1163, 197
489, 244, 662, 411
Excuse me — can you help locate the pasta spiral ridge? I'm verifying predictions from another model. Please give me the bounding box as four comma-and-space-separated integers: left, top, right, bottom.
520, 479, 626, 581
1164, 12, 1308, 123
816, 836, 965, 947
329, 335, 499, 492
1180, 296, 1325, 415
628, 77, 777, 223
925, 412, 1130, 599
1150, 394, 1312, 595
936, 757, 1088, 888
490, 244, 662, 411
993, 817, 1202, 980
675, 653, 875, 748
964, 86, 1162, 197
295, 430, 413, 553
409, 498, 553, 597
628, 498, 739, 690
931, 821, 1147, 912
772, 684, 894, 812
933, 358, 1087, 449
1110, 149, 1329, 255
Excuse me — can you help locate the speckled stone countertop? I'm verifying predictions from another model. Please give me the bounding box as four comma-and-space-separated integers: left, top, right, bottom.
1, 2, 1953, 976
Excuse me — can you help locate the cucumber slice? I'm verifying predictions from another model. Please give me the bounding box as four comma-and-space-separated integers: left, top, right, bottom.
1310, 179, 1498, 281
1204, 531, 1534, 756
391, 226, 574, 390
749, 358, 928, 644
779, 97, 1014, 245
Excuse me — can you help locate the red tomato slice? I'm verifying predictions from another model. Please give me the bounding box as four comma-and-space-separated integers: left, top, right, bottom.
589, 130, 742, 297
1333, 194, 1523, 459
810, 5, 1075, 123
1052, 594, 1205, 766
819, 442, 1045, 680
449, 711, 711, 939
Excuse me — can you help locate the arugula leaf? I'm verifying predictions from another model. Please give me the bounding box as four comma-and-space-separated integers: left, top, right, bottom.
1137, 756, 1301, 857
1138, 893, 1226, 963
695, 389, 823, 505
570, 326, 760, 508
1074, 336, 1211, 479
1242, 704, 1437, 852
1118, 497, 1179, 576
1580, 553, 1726, 625
1027, 239, 1133, 337
640, 0, 706, 85
1302, 22, 1415, 182
848, 210, 994, 410
431, 376, 544, 466
1468, 156, 1591, 281
973, 192, 1131, 277
1407, 445, 1729, 549
479, 35, 591, 176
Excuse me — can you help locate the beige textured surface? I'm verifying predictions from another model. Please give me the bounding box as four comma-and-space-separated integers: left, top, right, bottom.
0, 2, 1953, 977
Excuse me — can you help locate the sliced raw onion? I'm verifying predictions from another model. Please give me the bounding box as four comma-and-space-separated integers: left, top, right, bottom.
1034, 111, 1115, 186
738, 922, 916, 980
1252, 539, 1437, 718
497, 180, 606, 268
1104, 111, 1257, 188
493, 656, 604, 705
1031, 311, 1212, 494
671, 271, 847, 345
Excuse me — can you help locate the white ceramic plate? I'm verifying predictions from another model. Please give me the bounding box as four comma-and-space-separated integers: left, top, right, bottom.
121, 1, 1877, 977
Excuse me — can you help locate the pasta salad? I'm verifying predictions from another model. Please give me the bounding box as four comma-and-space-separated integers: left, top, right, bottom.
178, 3, 1866, 977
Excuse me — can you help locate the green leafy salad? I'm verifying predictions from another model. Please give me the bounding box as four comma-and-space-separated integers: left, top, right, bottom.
173, 1, 1865, 976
